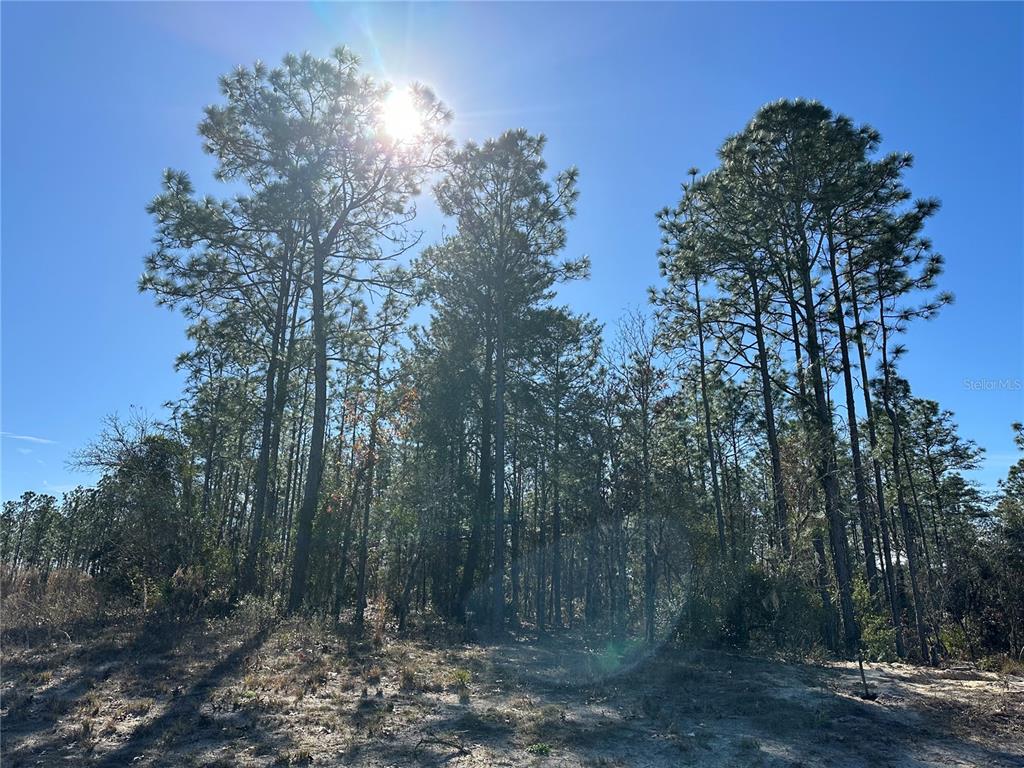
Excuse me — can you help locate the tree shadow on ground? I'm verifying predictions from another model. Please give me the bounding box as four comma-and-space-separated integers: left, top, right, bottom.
92, 625, 277, 767
5, 620, 1021, 767
2, 617, 291, 768
290, 630, 1024, 767
417, 632, 1024, 768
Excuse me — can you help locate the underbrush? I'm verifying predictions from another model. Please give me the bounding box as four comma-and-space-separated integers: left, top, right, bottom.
1, 568, 101, 643
671, 567, 825, 656
1, 564, 232, 647
980, 653, 1024, 677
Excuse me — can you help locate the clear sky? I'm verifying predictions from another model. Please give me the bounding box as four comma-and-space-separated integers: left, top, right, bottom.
2, 2, 1022, 500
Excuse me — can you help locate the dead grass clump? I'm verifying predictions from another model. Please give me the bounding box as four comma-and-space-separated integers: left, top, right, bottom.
399, 665, 418, 691
3, 690, 35, 718
2, 568, 99, 644
353, 696, 393, 737
123, 697, 155, 717
301, 670, 328, 696
159, 715, 196, 746
520, 704, 567, 743
418, 670, 448, 692
76, 718, 95, 746
273, 747, 313, 766
82, 691, 103, 717
234, 688, 268, 711
164, 565, 209, 621
981, 654, 1024, 677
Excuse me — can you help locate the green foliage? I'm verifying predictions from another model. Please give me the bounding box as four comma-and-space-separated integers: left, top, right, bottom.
768, 573, 827, 652
853, 579, 898, 662
675, 566, 825, 653
939, 623, 972, 661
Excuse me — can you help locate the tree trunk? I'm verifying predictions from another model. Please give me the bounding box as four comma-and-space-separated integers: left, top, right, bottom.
879, 310, 929, 661
262, 270, 305, 592
510, 427, 521, 627
536, 459, 547, 632
827, 225, 878, 595
694, 278, 727, 557
750, 273, 791, 555
797, 252, 859, 654
241, 256, 291, 595
642, 393, 655, 645
552, 389, 563, 628
355, 344, 385, 627
492, 298, 507, 633
288, 242, 328, 613
334, 391, 365, 622
849, 258, 905, 657
813, 533, 839, 652
459, 334, 493, 619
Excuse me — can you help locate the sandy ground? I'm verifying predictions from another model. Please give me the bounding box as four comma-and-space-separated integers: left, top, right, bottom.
2, 612, 1022, 767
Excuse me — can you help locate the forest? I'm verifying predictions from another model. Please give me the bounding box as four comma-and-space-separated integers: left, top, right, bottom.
4, 48, 1023, 767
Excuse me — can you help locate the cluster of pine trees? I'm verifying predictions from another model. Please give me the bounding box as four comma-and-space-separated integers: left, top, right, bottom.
4, 50, 1022, 663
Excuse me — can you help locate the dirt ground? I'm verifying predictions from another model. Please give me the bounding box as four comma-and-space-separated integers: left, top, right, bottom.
3, 611, 1022, 767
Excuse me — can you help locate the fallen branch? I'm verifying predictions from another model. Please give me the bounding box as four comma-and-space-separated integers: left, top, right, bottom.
415, 731, 472, 760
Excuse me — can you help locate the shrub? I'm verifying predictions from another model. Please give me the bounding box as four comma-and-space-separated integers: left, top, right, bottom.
231, 594, 279, 631
980, 653, 1024, 676
766, 571, 824, 652
450, 667, 471, 702
399, 665, 417, 691
853, 579, 898, 662
163, 565, 208, 620
1, 568, 99, 644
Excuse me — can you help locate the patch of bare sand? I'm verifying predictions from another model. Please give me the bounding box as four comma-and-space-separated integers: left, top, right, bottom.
3, 617, 1022, 767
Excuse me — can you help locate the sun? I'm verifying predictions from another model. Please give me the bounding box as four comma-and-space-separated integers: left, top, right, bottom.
381, 87, 423, 143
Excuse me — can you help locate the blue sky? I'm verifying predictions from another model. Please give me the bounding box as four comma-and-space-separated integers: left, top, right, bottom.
2, 2, 1022, 500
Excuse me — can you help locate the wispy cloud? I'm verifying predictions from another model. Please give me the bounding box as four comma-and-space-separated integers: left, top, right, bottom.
1, 432, 57, 445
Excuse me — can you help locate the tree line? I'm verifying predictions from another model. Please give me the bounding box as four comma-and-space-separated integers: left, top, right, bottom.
4, 49, 1022, 663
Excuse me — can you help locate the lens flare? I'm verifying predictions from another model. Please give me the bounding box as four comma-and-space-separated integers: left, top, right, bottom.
381, 88, 423, 142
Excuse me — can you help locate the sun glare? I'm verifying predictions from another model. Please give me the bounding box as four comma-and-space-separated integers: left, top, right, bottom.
382, 88, 423, 143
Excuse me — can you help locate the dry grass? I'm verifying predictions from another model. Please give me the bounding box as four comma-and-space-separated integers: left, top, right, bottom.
2, 598, 1023, 767
1, 569, 101, 643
